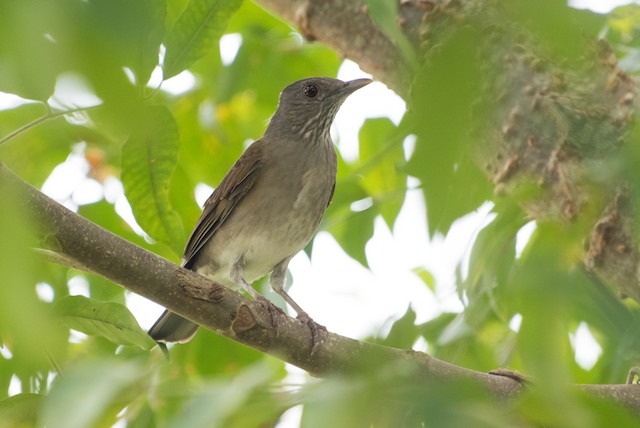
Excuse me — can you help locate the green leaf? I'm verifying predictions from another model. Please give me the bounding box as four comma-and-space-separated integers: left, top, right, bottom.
40, 359, 147, 428
218, 1, 341, 104
129, 0, 167, 86
363, 0, 418, 71
53, 296, 156, 350
412, 267, 435, 292
0, 104, 75, 186
461, 201, 525, 325
165, 362, 277, 428
121, 105, 184, 255
0, 178, 65, 375
503, 0, 605, 64
0, 0, 61, 100
128, 401, 157, 428
0, 393, 42, 427
379, 306, 419, 349
327, 206, 376, 268
169, 326, 265, 377
358, 118, 406, 228
407, 24, 492, 236
77, 0, 166, 86
163, 0, 243, 79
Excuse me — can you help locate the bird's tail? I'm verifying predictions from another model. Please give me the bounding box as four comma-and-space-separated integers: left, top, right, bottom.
148, 310, 199, 343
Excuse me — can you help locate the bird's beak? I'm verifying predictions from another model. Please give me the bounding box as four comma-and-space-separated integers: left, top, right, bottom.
342, 78, 373, 94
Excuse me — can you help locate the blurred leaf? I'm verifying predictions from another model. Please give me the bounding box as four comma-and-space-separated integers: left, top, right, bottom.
78, 200, 150, 255
502, 0, 605, 64
418, 312, 458, 344
164, 0, 243, 79
357, 118, 406, 228
407, 24, 492, 236
0, 393, 42, 428
130, 0, 166, 86
326, 206, 375, 268
127, 401, 157, 428
0, 176, 66, 378
77, 0, 166, 86
461, 201, 526, 325
167, 327, 268, 378
53, 296, 156, 350
379, 306, 420, 349
121, 105, 184, 254
321, 152, 373, 264
608, 4, 640, 39
0, 0, 62, 100
301, 362, 511, 428
363, 0, 417, 71
508, 223, 581, 381
165, 362, 278, 428
218, 1, 341, 105
40, 359, 148, 428
84, 272, 126, 304
413, 266, 435, 292
608, 5, 640, 74
0, 105, 99, 187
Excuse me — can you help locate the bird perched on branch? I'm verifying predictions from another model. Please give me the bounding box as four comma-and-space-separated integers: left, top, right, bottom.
149, 77, 372, 346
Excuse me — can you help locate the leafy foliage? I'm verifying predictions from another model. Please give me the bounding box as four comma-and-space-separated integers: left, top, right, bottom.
53, 296, 156, 350
1, 0, 640, 426
164, 0, 243, 78
121, 105, 184, 254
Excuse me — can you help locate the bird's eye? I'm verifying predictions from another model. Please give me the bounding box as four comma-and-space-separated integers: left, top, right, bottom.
304, 84, 318, 98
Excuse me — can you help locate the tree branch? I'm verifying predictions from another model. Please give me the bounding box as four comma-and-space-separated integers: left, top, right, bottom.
2, 162, 640, 412
255, 0, 409, 95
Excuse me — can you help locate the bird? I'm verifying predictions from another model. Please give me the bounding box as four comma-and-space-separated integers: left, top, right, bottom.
148, 76, 372, 344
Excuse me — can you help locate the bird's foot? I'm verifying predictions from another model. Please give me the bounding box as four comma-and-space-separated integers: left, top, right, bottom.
256, 296, 284, 332
297, 311, 326, 355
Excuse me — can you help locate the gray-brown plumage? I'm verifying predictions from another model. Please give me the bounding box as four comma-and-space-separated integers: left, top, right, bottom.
148, 77, 372, 343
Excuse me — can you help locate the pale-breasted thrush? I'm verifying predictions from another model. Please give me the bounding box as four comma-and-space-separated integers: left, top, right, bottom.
148, 77, 372, 343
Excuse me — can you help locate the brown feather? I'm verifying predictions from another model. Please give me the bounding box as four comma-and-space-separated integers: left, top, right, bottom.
182, 140, 265, 269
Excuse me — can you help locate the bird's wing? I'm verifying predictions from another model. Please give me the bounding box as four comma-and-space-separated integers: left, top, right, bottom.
182, 140, 265, 269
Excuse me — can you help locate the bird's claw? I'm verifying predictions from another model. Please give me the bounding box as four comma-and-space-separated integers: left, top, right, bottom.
257, 296, 284, 332
297, 311, 326, 355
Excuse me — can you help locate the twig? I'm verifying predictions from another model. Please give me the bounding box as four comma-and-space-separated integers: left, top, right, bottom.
0, 104, 102, 146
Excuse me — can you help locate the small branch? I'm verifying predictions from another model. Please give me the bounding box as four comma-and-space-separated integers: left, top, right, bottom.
0, 104, 102, 146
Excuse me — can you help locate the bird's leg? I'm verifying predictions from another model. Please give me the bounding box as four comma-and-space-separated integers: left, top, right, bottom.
231, 257, 282, 329
230, 256, 260, 299
271, 259, 325, 354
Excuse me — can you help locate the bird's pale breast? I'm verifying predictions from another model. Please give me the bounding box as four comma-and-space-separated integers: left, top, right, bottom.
193, 150, 335, 288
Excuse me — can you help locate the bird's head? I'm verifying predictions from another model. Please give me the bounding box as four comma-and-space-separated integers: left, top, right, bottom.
266, 77, 372, 140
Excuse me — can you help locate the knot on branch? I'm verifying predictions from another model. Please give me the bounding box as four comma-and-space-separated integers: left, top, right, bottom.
231, 304, 257, 333
176, 267, 225, 302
